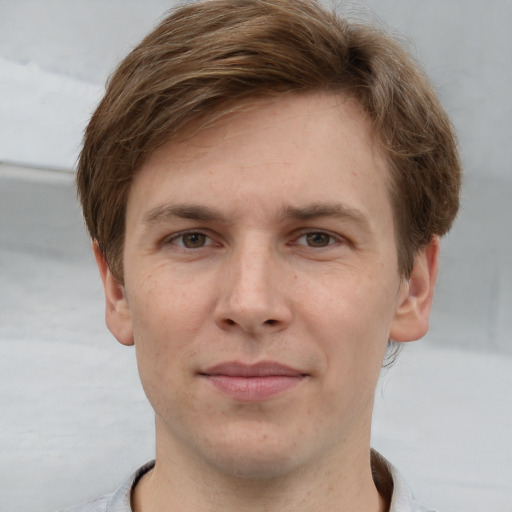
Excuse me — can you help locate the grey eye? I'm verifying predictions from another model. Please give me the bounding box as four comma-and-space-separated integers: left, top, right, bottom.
180, 233, 208, 248
304, 232, 333, 247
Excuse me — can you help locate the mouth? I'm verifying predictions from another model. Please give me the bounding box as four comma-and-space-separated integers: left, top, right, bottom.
199, 361, 308, 402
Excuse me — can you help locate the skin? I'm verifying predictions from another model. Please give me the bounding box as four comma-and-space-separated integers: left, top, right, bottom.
94, 92, 439, 511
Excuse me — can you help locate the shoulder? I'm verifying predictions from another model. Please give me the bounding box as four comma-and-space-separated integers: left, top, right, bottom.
56, 494, 110, 512
389, 464, 438, 512
56, 461, 155, 512
371, 450, 438, 512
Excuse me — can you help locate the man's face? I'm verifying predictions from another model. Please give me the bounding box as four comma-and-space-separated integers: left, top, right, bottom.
99, 93, 434, 478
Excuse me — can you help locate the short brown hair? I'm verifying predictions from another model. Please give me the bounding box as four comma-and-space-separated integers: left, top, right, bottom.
77, 0, 461, 281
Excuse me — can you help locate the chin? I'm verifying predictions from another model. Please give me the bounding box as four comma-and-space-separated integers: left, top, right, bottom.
198, 424, 312, 480
207, 448, 301, 480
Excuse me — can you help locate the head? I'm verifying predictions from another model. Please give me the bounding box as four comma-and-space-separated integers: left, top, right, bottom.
92, 90, 443, 485
78, 0, 462, 487
77, 0, 461, 284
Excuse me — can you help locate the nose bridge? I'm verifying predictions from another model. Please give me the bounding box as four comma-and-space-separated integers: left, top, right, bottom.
215, 231, 291, 332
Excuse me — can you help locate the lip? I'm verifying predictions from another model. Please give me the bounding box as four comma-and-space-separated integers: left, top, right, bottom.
199, 361, 307, 402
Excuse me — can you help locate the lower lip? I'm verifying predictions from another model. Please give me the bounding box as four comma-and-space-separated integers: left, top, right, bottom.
203, 375, 305, 402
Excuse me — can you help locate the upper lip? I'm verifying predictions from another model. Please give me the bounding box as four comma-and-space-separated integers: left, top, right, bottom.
201, 361, 306, 377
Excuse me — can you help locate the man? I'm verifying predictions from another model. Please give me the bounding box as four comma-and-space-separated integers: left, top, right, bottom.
62, 0, 461, 510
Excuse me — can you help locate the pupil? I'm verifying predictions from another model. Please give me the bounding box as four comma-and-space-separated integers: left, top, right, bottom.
184, 233, 205, 248
307, 233, 329, 247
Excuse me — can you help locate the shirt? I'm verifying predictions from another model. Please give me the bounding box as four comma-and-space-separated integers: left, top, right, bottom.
56, 453, 436, 512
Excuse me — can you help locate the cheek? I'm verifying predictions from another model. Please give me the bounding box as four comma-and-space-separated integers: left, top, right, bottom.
127, 270, 211, 398
298, 269, 396, 378
129, 264, 213, 340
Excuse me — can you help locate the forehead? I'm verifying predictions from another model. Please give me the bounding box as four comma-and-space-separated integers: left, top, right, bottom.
127, 92, 392, 232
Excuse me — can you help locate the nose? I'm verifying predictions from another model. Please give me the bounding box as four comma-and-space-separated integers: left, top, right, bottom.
214, 237, 293, 335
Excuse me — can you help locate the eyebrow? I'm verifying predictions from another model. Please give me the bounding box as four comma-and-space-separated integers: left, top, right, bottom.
143, 204, 226, 225
281, 204, 371, 229
142, 201, 373, 232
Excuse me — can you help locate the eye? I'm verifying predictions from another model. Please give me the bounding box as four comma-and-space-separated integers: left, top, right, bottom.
169, 232, 212, 249
296, 232, 338, 248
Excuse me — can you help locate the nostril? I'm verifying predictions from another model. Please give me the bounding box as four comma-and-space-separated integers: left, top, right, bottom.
219, 317, 283, 330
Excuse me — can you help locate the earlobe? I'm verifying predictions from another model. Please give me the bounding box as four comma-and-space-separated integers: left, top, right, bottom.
389, 236, 440, 343
92, 241, 134, 346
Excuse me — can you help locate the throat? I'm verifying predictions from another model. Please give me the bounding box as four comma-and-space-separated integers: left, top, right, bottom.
131, 454, 391, 512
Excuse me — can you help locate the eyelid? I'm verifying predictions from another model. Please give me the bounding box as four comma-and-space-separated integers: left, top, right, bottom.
161, 228, 347, 249
292, 229, 346, 247
163, 229, 216, 247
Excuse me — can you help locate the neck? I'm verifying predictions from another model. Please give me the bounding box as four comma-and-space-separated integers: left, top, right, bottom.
131, 423, 387, 512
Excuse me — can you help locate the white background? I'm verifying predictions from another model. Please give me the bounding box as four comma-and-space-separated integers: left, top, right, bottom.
0, 1, 511, 511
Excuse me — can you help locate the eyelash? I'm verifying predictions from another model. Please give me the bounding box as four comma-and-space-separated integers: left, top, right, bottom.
292, 230, 342, 248
164, 229, 344, 250
164, 231, 216, 249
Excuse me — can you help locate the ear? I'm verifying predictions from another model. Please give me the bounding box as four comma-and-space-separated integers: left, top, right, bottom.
390, 236, 440, 342
92, 241, 134, 346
